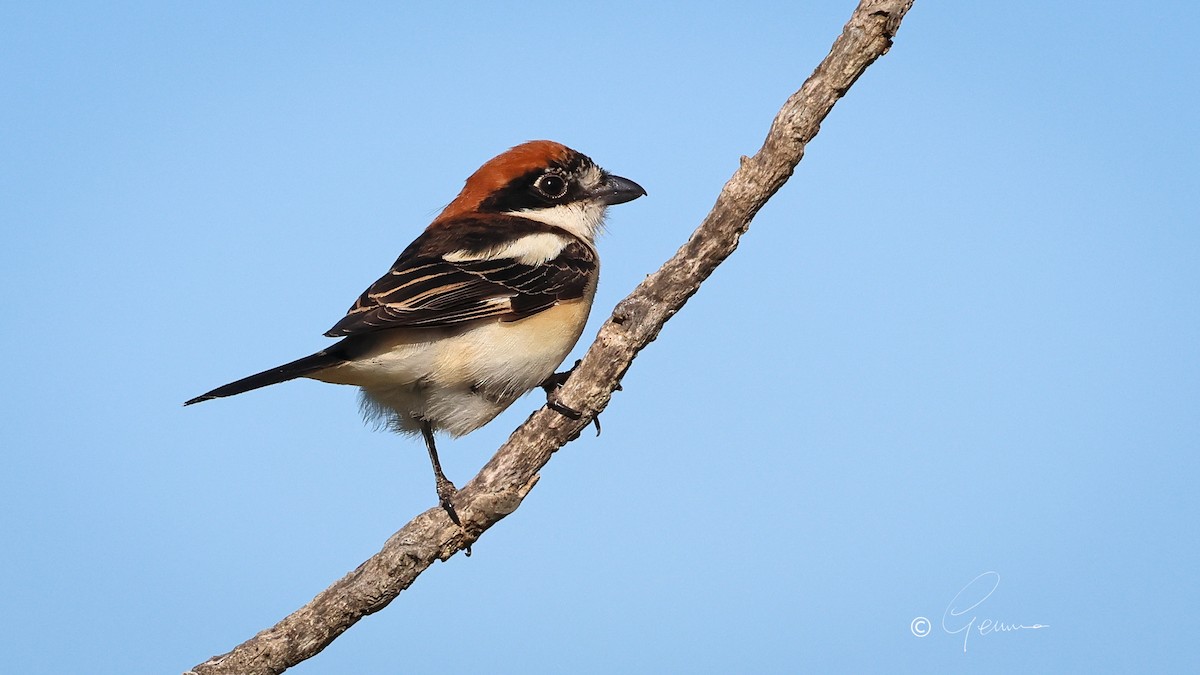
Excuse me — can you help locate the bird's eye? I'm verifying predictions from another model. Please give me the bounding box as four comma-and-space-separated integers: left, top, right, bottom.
534, 172, 568, 199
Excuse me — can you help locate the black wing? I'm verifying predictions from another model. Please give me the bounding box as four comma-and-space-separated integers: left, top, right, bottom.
324, 230, 596, 338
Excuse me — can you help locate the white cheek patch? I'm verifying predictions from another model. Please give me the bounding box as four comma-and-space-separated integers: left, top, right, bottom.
516, 201, 606, 242
444, 231, 570, 265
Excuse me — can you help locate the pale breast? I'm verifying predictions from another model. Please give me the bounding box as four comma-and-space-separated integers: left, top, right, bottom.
313, 291, 595, 437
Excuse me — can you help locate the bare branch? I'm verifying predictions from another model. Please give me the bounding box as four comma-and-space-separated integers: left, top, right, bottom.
187, 2, 915, 673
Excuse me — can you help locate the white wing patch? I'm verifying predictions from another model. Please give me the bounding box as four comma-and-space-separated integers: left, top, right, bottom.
443, 231, 570, 266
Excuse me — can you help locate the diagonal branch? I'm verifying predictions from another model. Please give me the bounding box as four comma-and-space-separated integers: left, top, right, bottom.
187, 2, 915, 673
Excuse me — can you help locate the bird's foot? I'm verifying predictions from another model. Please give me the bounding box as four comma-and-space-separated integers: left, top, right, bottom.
539, 360, 579, 395
540, 360, 603, 436
435, 476, 461, 526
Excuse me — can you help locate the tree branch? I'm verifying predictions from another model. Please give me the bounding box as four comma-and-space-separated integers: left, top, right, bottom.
187, 2, 915, 673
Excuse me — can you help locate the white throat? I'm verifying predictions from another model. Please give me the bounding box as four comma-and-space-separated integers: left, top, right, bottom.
515, 200, 606, 243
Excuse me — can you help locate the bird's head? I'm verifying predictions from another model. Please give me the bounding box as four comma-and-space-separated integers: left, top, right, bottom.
433, 140, 646, 243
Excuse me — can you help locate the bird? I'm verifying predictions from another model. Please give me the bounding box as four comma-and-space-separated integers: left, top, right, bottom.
185, 140, 646, 521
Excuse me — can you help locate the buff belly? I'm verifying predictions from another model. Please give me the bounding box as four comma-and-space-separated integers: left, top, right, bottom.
309, 298, 592, 437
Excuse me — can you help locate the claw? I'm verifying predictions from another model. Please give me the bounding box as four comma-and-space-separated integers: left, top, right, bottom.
541, 359, 606, 436
547, 399, 582, 420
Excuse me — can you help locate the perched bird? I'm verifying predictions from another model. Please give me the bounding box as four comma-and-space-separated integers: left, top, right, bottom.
186, 140, 645, 520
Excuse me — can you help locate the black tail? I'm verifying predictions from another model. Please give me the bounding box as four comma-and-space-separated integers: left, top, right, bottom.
184, 349, 347, 406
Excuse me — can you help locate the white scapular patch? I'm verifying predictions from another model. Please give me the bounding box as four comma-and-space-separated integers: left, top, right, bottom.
443, 232, 569, 266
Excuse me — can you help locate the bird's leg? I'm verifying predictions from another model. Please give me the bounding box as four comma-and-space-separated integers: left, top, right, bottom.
540, 359, 604, 436
420, 421, 461, 525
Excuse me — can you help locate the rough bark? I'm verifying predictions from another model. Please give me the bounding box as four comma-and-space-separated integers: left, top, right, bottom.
187, 2, 915, 672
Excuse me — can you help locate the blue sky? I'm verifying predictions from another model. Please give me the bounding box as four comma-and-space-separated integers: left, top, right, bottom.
2, 2, 1197, 673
